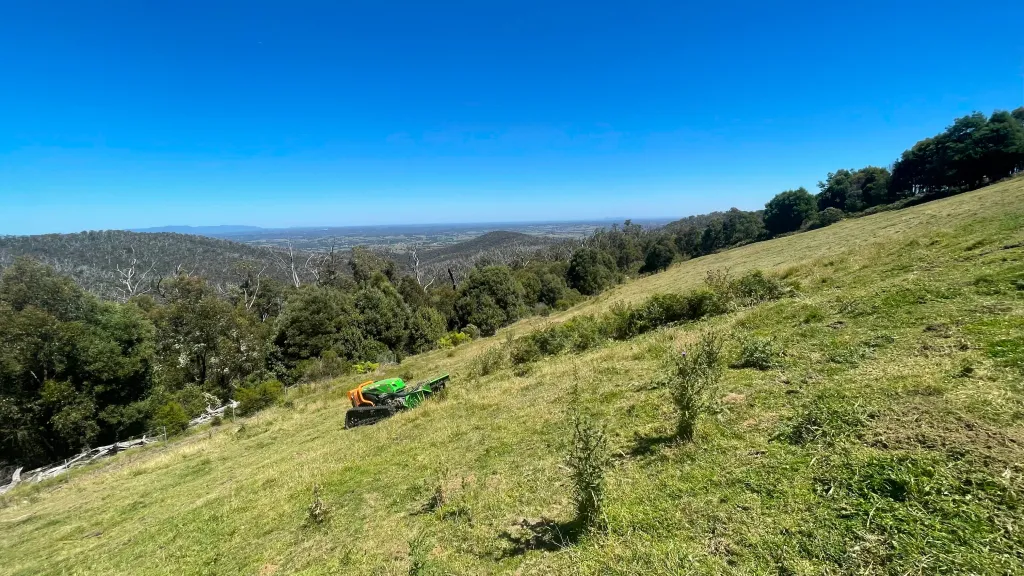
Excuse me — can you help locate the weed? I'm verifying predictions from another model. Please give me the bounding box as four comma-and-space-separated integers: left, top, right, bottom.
780, 391, 869, 445
306, 484, 329, 526
566, 384, 610, 533
732, 335, 783, 370
668, 332, 723, 442
802, 307, 825, 324
408, 531, 430, 575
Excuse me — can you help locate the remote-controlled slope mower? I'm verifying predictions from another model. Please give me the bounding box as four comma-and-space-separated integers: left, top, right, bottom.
345, 374, 449, 428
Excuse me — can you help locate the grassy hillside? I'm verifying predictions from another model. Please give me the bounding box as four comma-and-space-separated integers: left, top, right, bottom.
2, 179, 1023, 575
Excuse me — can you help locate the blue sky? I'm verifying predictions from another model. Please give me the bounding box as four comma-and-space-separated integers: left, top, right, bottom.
1, 0, 1022, 235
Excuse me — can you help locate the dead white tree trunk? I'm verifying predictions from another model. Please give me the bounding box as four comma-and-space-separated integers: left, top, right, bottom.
114, 246, 157, 302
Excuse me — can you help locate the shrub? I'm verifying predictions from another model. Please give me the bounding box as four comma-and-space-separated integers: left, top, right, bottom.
352, 361, 380, 374
474, 345, 508, 376
210, 415, 223, 427
605, 290, 728, 341
729, 270, 787, 304
682, 288, 732, 318
732, 335, 782, 370
565, 315, 607, 352
437, 331, 471, 349
566, 385, 609, 532
817, 207, 845, 227
235, 379, 284, 416
668, 332, 723, 442
461, 324, 481, 340
532, 327, 569, 356
151, 401, 189, 436
509, 337, 542, 365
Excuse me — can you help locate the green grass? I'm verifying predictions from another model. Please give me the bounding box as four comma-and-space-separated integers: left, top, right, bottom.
2, 179, 1024, 575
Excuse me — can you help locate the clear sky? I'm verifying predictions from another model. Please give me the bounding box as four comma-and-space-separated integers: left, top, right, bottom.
2, 0, 1022, 235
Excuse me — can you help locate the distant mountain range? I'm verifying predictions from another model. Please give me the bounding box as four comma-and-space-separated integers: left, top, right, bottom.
131, 225, 267, 235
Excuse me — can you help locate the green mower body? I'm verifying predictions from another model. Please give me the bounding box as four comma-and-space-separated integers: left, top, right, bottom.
345, 374, 449, 428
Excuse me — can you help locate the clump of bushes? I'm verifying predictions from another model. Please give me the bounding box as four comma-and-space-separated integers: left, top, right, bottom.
668, 332, 723, 442
605, 289, 730, 340
732, 335, 783, 370
235, 379, 284, 416
509, 337, 543, 365
508, 314, 609, 366
475, 269, 790, 376
726, 270, 789, 304
437, 331, 472, 349
352, 361, 380, 374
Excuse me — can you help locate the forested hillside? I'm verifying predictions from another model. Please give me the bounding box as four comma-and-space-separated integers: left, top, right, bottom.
0, 230, 315, 300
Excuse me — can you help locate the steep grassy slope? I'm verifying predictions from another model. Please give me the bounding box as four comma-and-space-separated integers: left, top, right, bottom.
2, 179, 1023, 575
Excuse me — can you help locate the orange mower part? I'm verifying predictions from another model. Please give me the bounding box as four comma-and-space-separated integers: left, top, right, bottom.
347, 380, 376, 407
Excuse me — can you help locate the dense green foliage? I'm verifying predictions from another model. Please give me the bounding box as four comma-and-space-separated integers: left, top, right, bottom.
763, 188, 818, 236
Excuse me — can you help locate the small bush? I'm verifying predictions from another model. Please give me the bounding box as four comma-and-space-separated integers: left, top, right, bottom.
352, 361, 380, 374
461, 324, 481, 340
566, 315, 607, 352
210, 415, 223, 427
151, 401, 189, 436
235, 379, 284, 416
509, 337, 542, 365
732, 335, 782, 370
817, 207, 845, 227
730, 270, 787, 304
668, 332, 723, 442
566, 385, 609, 532
438, 331, 472, 349
474, 345, 508, 376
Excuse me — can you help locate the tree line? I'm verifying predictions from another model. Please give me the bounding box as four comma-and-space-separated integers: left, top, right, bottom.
2, 106, 1022, 469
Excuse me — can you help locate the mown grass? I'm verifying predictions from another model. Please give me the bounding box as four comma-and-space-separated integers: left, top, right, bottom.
2, 179, 1023, 575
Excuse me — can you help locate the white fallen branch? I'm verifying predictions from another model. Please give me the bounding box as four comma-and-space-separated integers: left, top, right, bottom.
188, 400, 239, 427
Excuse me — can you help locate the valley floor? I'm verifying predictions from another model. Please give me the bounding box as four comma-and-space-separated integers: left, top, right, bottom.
2, 179, 1023, 575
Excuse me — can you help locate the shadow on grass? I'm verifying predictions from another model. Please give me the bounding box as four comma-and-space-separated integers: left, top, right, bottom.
626, 433, 676, 458
496, 517, 584, 558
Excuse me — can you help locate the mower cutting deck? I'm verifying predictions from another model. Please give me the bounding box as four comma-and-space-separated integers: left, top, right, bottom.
344, 374, 449, 428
